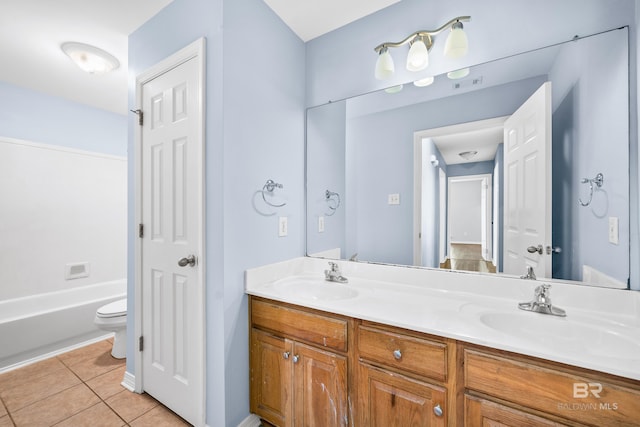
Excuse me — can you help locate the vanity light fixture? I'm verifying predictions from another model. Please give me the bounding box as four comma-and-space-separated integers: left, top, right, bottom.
384, 84, 404, 94
374, 16, 470, 80
413, 76, 435, 87
458, 150, 478, 160
447, 68, 470, 79
61, 42, 120, 74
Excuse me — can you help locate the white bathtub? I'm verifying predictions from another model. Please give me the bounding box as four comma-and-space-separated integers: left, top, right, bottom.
0, 279, 126, 372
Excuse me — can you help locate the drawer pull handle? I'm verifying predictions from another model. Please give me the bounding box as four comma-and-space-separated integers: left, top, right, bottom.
293, 354, 300, 363
283, 351, 290, 360
433, 404, 443, 417
393, 349, 402, 360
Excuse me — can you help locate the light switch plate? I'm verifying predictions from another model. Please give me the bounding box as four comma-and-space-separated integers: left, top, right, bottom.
388, 193, 400, 205
318, 216, 325, 233
279, 216, 288, 237
609, 216, 619, 245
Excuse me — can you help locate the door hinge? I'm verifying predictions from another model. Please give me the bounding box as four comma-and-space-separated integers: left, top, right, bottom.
139, 336, 144, 352
138, 223, 144, 238
130, 109, 143, 126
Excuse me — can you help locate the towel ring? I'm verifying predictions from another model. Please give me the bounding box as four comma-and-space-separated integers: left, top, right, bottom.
325, 190, 341, 216
579, 173, 603, 207
261, 179, 286, 208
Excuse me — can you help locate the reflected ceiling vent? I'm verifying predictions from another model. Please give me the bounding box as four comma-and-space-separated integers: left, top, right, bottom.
452, 76, 483, 90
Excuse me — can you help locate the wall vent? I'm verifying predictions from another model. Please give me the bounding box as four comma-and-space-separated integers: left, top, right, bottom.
65, 262, 90, 280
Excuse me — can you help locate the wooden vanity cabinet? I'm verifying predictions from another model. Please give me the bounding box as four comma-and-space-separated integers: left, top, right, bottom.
355, 321, 460, 426
249, 296, 640, 426
250, 297, 351, 427
463, 346, 640, 427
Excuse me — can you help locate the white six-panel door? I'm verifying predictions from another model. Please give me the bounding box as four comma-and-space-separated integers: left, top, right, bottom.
137, 39, 205, 426
503, 82, 552, 278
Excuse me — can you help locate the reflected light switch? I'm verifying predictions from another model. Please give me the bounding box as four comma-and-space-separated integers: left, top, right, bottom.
609, 217, 619, 245
388, 193, 400, 205
318, 216, 325, 233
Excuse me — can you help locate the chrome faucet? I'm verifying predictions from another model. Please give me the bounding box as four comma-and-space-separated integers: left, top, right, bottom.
518, 284, 566, 316
520, 266, 536, 280
325, 262, 348, 283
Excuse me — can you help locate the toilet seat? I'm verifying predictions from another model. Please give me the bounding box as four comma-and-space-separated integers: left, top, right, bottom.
96, 298, 127, 318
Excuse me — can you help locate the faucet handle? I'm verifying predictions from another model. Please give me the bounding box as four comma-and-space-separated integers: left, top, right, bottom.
534, 284, 551, 303
328, 261, 339, 272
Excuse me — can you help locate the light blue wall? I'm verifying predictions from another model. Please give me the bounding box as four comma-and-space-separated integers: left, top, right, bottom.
550, 29, 629, 284
0, 81, 126, 156
306, 0, 636, 108
448, 161, 494, 177
307, 101, 347, 257
128, 0, 304, 425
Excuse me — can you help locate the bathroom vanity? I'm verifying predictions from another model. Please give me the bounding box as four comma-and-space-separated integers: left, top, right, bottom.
246, 257, 640, 426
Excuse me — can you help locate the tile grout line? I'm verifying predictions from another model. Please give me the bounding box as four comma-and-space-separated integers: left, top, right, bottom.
53, 359, 130, 427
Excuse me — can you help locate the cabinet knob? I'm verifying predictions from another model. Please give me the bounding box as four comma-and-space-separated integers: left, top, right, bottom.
433, 404, 443, 417
393, 349, 402, 360
283, 351, 290, 360
293, 355, 300, 363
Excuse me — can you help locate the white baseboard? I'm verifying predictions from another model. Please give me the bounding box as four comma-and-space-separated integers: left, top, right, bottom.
121, 371, 136, 392
237, 414, 261, 427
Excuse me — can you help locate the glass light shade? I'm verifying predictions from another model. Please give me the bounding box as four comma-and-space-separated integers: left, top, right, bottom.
384, 84, 403, 94
375, 49, 395, 80
406, 39, 429, 72
413, 76, 435, 87
447, 68, 470, 79
443, 26, 469, 59
61, 42, 120, 74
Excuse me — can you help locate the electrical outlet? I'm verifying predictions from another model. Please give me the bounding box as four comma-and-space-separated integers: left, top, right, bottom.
279, 216, 288, 237
609, 216, 619, 245
388, 193, 400, 205
318, 216, 325, 233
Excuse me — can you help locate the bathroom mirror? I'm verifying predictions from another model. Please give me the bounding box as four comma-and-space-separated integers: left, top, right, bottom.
306, 27, 631, 289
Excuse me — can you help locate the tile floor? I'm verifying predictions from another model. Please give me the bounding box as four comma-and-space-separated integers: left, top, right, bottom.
0, 339, 190, 426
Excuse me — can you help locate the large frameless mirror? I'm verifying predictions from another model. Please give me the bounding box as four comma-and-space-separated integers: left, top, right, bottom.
306, 27, 631, 289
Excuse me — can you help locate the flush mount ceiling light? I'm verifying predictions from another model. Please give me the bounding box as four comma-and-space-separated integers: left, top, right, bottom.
374, 16, 470, 80
458, 150, 478, 160
61, 42, 120, 74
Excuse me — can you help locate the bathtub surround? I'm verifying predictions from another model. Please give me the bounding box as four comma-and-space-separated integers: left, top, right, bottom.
0, 138, 127, 302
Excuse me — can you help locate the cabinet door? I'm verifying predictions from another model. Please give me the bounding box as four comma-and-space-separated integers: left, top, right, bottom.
250, 329, 293, 427
359, 364, 446, 426
293, 342, 349, 427
465, 395, 573, 427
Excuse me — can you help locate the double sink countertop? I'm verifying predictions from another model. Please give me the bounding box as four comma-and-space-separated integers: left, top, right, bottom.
245, 256, 640, 381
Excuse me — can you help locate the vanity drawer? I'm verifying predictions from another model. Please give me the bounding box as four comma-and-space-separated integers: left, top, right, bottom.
357, 323, 447, 382
251, 298, 348, 352
464, 349, 640, 426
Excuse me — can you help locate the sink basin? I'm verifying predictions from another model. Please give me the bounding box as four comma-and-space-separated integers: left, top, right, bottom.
479, 312, 640, 360
272, 277, 358, 301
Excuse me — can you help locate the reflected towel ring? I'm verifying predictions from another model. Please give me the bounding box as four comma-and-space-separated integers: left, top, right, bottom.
261, 179, 286, 208
325, 190, 341, 216
579, 173, 603, 207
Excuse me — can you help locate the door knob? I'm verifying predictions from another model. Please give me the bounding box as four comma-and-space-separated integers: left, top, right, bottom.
546, 246, 562, 254
527, 245, 543, 254
178, 255, 196, 267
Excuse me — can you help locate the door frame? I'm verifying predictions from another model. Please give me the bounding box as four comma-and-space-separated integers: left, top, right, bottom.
446, 173, 492, 256
413, 116, 507, 266
133, 38, 206, 422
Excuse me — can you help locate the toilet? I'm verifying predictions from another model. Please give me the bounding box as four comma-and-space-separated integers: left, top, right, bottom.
94, 298, 127, 359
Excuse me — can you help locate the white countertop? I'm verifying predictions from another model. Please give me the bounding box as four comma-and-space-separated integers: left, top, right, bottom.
245, 257, 640, 381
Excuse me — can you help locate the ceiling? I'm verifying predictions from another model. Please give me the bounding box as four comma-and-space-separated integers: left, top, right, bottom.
1, 0, 397, 115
